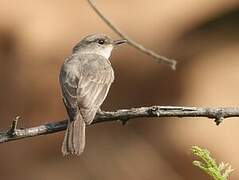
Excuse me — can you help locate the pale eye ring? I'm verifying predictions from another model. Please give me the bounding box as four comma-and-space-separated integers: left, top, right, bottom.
98, 39, 105, 45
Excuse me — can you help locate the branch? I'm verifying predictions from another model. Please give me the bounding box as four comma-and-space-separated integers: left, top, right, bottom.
87, 0, 177, 70
1, 106, 239, 143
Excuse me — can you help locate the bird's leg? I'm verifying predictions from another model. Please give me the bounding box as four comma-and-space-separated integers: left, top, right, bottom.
96, 108, 104, 115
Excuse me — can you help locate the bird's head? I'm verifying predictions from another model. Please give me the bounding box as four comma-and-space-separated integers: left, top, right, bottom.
73, 34, 126, 59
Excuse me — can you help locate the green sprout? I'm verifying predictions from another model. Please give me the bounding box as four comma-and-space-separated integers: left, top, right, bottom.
191, 146, 234, 180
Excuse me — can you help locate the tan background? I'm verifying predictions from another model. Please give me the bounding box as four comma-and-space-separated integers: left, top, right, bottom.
0, 0, 239, 179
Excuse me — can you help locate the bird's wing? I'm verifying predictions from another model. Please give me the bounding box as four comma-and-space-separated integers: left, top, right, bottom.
60, 54, 114, 124
60, 58, 80, 121
76, 54, 114, 124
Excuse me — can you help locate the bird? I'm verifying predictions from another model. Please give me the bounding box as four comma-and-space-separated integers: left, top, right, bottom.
59, 34, 126, 155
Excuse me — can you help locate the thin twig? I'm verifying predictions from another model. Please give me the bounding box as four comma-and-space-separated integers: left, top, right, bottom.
87, 0, 177, 70
0, 106, 238, 143
7, 116, 20, 136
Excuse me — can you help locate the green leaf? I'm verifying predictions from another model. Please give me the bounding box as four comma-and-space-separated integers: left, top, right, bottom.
191, 146, 234, 180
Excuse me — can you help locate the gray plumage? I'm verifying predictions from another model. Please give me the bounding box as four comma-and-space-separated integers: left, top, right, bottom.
59, 34, 126, 155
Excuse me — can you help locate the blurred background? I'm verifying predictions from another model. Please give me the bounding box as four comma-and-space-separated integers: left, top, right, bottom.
0, 0, 239, 179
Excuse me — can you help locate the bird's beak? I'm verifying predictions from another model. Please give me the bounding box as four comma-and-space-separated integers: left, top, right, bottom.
113, 39, 127, 46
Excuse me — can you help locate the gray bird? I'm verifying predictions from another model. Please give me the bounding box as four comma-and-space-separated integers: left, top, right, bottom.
59, 34, 126, 155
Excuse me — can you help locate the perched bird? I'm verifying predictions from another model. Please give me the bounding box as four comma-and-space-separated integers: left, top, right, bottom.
59, 34, 126, 155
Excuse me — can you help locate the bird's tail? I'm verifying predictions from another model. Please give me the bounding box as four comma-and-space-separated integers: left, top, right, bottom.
62, 113, 86, 156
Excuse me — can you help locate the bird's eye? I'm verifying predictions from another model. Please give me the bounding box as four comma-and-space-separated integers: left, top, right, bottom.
97, 39, 105, 45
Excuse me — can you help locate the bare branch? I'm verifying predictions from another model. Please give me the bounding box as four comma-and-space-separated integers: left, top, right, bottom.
0, 106, 239, 143
7, 116, 20, 136
87, 0, 177, 70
